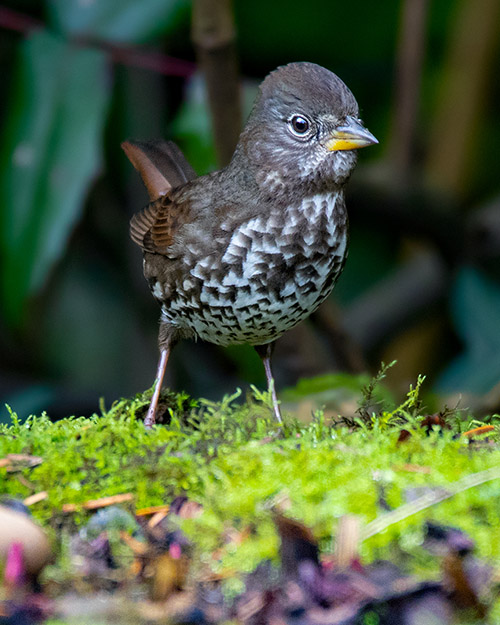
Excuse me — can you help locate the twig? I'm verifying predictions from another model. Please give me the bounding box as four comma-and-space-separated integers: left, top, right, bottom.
335, 515, 361, 567
0, 453, 43, 471
362, 466, 500, 540
136, 504, 170, 516
462, 425, 495, 438
0, 5, 39, 32
23, 491, 48, 506
0, 5, 196, 77
62, 493, 134, 513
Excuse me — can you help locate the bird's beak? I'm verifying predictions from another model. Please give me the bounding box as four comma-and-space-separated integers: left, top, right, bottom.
325, 116, 378, 151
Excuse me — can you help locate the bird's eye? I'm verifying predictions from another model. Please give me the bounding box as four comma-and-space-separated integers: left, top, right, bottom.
288, 114, 312, 138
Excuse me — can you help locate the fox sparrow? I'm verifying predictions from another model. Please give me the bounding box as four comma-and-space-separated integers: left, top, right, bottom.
123, 62, 377, 427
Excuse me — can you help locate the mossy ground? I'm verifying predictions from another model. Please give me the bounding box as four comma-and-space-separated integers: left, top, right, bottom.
1, 374, 500, 618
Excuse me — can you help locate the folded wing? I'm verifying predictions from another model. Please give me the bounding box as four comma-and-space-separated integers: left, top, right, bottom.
123, 140, 197, 254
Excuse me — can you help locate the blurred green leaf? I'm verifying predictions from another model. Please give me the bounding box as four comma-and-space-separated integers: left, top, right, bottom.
170, 73, 217, 175
0, 31, 109, 326
0, 388, 55, 425
281, 373, 372, 400
47, 0, 190, 43
170, 75, 258, 176
39, 248, 154, 393
280, 372, 394, 413
438, 266, 500, 393
224, 344, 265, 384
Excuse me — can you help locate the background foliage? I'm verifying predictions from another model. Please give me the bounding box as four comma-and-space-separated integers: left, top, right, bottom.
1, 0, 500, 422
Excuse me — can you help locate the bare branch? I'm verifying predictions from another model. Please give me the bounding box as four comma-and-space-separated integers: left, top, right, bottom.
192, 0, 242, 166
388, 0, 429, 183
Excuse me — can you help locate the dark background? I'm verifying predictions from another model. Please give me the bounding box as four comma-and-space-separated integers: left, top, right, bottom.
1, 0, 500, 422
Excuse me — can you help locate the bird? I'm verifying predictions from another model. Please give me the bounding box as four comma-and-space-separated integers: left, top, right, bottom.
123, 62, 377, 428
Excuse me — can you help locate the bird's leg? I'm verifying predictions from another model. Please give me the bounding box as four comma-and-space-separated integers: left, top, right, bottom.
255, 342, 283, 424
144, 345, 171, 429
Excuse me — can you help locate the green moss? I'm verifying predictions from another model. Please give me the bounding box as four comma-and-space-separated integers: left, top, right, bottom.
183, 425, 500, 578
1, 378, 500, 603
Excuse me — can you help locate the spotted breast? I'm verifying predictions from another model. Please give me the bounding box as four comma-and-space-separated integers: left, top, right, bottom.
150, 190, 347, 346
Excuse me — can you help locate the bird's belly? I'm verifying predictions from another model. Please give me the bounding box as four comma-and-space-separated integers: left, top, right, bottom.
161, 241, 346, 346
157, 192, 348, 345
162, 261, 345, 346
199, 255, 345, 346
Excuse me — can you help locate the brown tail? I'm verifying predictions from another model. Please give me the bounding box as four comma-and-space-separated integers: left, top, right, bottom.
121, 139, 196, 201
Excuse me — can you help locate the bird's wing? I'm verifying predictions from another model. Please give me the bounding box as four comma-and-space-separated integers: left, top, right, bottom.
123, 139, 197, 254
122, 139, 196, 200
129, 195, 193, 254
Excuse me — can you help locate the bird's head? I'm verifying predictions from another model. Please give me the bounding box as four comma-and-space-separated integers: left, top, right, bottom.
237, 62, 377, 194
